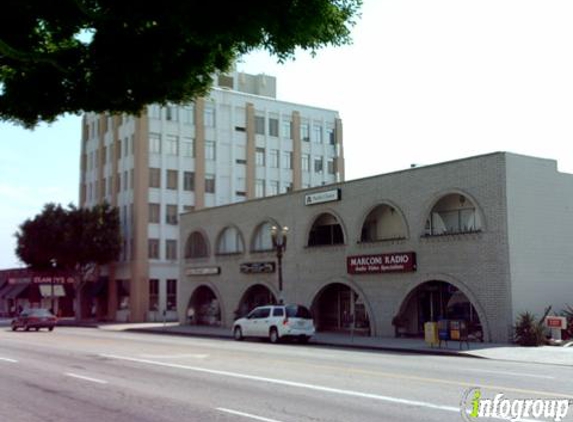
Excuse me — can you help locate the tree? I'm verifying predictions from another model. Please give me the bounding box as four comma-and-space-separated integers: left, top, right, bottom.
0, 0, 362, 128
15, 202, 121, 317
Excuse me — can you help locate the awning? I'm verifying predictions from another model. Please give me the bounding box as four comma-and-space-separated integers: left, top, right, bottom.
4, 283, 30, 299
39, 284, 66, 298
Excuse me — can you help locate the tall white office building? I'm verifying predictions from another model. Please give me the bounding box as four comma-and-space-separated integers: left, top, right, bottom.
79, 71, 344, 322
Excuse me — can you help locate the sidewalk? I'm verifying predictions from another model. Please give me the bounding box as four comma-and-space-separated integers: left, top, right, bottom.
101, 322, 573, 367
3, 318, 571, 366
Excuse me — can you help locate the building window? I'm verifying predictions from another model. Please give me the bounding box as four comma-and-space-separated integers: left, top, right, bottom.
255, 180, 265, 198
149, 133, 161, 154
255, 148, 265, 166
301, 122, 310, 142
149, 279, 159, 311
255, 116, 265, 135
327, 159, 335, 175
166, 135, 178, 155
204, 107, 215, 127
283, 152, 293, 169
182, 106, 193, 125
148, 239, 160, 259
167, 170, 178, 190
425, 194, 482, 236
268, 181, 279, 196
205, 141, 216, 161
149, 167, 161, 188
149, 105, 161, 119
281, 120, 292, 139
166, 240, 178, 260
149, 203, 160, 223
283, 183, 293, 193
166, 204, 178, 225
314, 157, 324, 173
184, 171, 195, 191
185, 231, 209, 258
205, 174, 215, 193
166, 279, 177, 311
268, 118, 279, 137
308, 213, 344, 246
361, 204, 407, 242
252, 221, 274, 251
327, 124, 336, 145
216, 226, 245, 255
302, 154, 310, 172
182, 137, 194, 157
166, 106, 178, 121
313, 124, 323, 143
269, 149, 279, 168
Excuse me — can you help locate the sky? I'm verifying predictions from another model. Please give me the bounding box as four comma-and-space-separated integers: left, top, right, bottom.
1, 0, 573, 268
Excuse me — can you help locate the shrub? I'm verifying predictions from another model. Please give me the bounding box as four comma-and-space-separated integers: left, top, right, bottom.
513, 307, 551, 347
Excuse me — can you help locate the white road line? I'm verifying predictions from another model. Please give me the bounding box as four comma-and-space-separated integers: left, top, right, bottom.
139, 353, 209, 359
65, 372, 108, 385
217, 408, 285, 422
0, 357, 18, 363
100, 354, 459, 413
464, 368, 555, 380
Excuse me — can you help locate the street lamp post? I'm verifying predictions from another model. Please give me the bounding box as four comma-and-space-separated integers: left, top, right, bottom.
270, 225, 288, 304
50, 258, 57, 314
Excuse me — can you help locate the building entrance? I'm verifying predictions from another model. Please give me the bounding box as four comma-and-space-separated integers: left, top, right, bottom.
236, 284, 277, 319
187, 286, 221, 326
312, 283, 370, 335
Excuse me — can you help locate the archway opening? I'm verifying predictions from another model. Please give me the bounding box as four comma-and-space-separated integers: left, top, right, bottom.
235, 284, 277, 319
187, 286, 220, 326
311, 283, 370, 335
396, 280, 483, 341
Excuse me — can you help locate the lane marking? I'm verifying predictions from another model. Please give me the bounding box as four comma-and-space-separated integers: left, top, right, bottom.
65, 372, 108, 384
0, 357, 18, 363
462, 368, 555, 380
139, 353, 209, 359
217, 408, 285, 422
101, 354, 459, 413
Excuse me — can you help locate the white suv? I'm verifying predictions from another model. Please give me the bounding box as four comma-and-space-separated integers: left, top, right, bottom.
232, 304, 315, 343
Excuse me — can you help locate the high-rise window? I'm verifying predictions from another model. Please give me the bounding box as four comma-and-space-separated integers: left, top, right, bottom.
166, 135, 178, 155
166, 240, 178, 260
281, 120, 292, 139
182, 106, 193, 125
204, 107, 215, 127
280, 151, 291, 169
268, 118, 279, 137
149, 279, 159, 311
255, 116, 265, 135
301, 123, 310, 142
149, 133, 161, 154
149, 203, 160, 224
205, 141, 216, 161
302, 154, 310, 172
182, 137, 194, 157
314, 157, 324, 173
166, 106, 178, 121
148, 239, 160, 259
313, 124, 323, 143
205, 174, 216, 193
255, 148, 265, 166
328, 159, 335, 174
149, 168, 161, 188
166, 204, 178, 225
268, 181, 279, 196
167, 170, 178, 190
167, 279, 177, 311
327, 123, 336, 145
269, 150, 279, 168
184, 171, 195, 191
255, 180, 265, 198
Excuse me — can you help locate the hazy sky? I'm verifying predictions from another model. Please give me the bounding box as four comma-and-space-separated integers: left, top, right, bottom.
1, 0, 572, 268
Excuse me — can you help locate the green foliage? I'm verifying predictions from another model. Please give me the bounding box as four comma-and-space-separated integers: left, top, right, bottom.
513, 307, 551, 347
0, 0, 362, 128
15, 202, 121, 282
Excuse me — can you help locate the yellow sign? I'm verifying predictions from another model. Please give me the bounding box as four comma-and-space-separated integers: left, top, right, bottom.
424, 322, 439, 346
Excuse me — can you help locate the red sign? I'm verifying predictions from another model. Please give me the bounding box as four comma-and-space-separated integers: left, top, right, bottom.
545, 316, 566, 329
347, 252, 417, 274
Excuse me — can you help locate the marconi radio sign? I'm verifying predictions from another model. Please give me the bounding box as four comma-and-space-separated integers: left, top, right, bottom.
347, 252, 417, 274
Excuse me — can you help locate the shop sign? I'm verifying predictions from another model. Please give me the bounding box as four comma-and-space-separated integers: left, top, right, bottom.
240, 262, 275, 274
304, 188, 341, 206
347, 252, 417, 274
186, 267, 221, 276
545, 316, 566, 329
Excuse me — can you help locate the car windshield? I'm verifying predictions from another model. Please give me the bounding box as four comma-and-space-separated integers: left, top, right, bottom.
285, 305, 312, 319
31, 309, 53, 317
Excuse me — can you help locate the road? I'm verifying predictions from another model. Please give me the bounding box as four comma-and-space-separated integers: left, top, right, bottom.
0, 327, 571, 422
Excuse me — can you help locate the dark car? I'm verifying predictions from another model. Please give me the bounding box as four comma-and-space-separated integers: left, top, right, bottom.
11, 308, 57, 331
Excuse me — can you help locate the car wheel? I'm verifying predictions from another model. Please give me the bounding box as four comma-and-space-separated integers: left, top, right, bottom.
233, 326, 243, 341
24, 324, 30, 331
269, 327, 280, 344
48, 327, 54, 332
11, 325, 17, 331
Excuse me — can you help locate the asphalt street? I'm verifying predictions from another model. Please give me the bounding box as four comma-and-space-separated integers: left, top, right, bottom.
0, 327, 572, 422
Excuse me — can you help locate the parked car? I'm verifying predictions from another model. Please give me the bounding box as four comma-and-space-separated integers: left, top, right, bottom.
11, 308, 57, 331
232, 304, 315, 343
